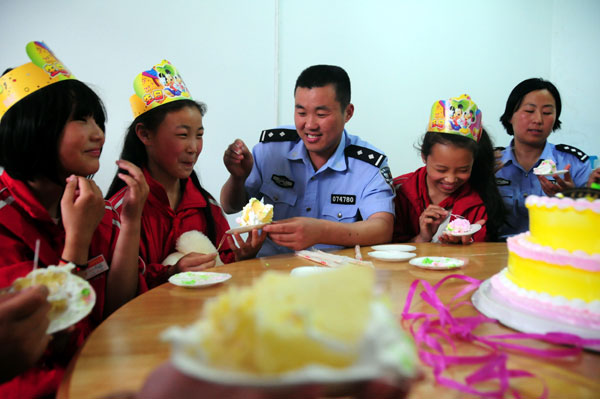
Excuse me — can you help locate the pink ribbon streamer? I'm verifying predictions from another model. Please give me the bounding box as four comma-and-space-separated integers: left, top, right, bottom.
401, 274, 600, 398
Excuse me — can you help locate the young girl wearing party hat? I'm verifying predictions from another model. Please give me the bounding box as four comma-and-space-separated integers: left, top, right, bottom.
0, 41, 148, 397
393, 94, 504, 244
106, 60, 265, 289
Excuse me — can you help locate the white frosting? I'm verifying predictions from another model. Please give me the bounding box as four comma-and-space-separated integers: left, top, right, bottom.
496, 268, 600, 315
526, 195, 600, 213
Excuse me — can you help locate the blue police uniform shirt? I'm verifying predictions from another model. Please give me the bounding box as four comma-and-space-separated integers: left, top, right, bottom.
245, 127, 395, 257
496, 140, 592, 239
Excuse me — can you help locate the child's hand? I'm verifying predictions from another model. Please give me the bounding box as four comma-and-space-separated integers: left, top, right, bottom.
537, 164, 574, 196
171, 252, 217, 275
439, 219, 486, 245
415, 205, 448, 242
223, 139, 253, 179
115, 160, 149, 224
228, 229, 267, 261
61, 175, 105, 255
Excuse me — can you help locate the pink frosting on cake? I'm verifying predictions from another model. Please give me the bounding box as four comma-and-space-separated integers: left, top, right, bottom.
507, 233, 600, 272
446, 218, 470, 233
491, 269, 600, 329
526, 195, 600, 213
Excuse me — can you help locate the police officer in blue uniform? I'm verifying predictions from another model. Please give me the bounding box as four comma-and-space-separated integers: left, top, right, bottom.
221, 65, 394, 257
496, 78, 592, 239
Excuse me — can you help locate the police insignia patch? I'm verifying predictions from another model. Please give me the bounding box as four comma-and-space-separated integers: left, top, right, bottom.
556, 144, 589, 162
271, 174, 294, 188
260, 128, 299, 143
344, 145, 386, 167
380, 166, 393, 186
496, 178, 510, 186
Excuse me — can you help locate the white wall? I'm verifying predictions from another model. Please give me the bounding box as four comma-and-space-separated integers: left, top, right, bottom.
2, 0, 599, 224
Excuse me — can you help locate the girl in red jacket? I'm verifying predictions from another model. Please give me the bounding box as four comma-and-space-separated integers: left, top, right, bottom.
0, 41, 148, 398
393, 94, 504, 244
106, 60, 265, 289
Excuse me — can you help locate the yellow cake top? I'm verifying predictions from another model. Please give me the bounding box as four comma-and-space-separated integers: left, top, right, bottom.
239, 198, 274, 226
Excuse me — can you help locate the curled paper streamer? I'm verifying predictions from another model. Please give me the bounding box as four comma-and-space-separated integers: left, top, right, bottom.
401, 274, 600, 398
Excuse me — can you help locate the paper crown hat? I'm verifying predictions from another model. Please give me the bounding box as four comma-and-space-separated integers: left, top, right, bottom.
0, 41, 76, 119
428, 94, 482, 142
129, 60, 193, 118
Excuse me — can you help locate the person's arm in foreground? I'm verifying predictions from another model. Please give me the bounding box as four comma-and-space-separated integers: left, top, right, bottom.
263, 212, 393, 251
221, 139, 253, 214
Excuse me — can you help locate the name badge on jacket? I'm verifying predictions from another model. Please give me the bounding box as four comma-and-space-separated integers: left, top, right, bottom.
331, 194, 356, 205
76, 254, 109, 281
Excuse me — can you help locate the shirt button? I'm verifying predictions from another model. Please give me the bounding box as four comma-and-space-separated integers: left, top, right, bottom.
337, 212, 342, 218
274, 196, 279, 201
306, 207, 311, 212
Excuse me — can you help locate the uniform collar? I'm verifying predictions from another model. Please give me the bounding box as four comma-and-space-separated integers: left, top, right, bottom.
504, 139, 553, 171
286, 130, 349, 172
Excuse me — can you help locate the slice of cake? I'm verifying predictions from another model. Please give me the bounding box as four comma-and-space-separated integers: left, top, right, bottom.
533, 159, 557, 175
237, 198, 273, 227
12, 264, 74, 318
446, 218, 471, 234
163, 266, 417, 386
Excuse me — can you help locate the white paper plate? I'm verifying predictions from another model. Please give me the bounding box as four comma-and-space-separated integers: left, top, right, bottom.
11, 265, 96, 334
409, 256, 464, 270
472, 278, 600, 350
368, 251, 416, 262
533, 169, 568, 176
290, 266, 333, 276
169, 272, 232, 288
226, 223, 269, 235
447, 223, 482, 237
370, 244, 416, 252
48, 276, 96, 334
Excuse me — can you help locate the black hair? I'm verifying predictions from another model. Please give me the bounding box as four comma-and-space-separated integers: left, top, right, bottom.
499, 78, 562, 135
419, 130, 505, 241
105, 99, 218, 244
0, 79, 106, 183
294, 65, 351, 111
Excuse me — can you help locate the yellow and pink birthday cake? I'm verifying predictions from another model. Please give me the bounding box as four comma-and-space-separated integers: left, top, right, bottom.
490, 194, 600, 331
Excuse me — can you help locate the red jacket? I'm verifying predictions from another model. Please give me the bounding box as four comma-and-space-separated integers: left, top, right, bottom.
393, 167, 488, 243
108, 169, 235, 289
0, 171, 146, 398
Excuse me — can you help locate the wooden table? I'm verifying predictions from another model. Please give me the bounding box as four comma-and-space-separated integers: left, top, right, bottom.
58, 243, 600, 398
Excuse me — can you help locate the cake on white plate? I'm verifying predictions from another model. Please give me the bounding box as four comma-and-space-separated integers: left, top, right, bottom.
162, 266, 418, 389
474, 189, 600, 341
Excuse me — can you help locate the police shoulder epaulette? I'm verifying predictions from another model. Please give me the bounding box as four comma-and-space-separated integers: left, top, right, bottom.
556, 144, 589, 162
259, 128, 299, 143
345, 144, 386, 167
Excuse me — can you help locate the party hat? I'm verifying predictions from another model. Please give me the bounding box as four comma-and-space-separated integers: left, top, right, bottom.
0, 41, 75, 118
129, 60, 192, 118
428, 94, 482, 142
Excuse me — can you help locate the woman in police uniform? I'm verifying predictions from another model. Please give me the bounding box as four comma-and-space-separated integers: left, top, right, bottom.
495, 78, 592, 239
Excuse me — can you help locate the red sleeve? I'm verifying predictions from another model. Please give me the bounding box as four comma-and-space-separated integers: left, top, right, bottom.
393, 190, 419, 242
392, 172, 422, 243
209, 200, 236, 264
